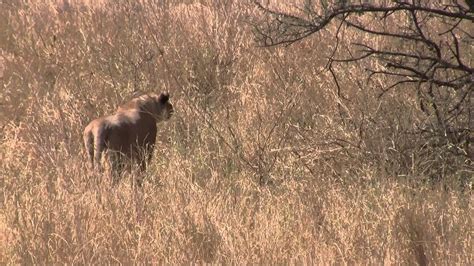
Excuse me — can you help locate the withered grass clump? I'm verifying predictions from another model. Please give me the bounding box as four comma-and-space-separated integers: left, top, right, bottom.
1, 1, 472, 264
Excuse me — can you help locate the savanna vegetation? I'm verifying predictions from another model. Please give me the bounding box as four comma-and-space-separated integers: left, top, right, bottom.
1, 0, 472, 264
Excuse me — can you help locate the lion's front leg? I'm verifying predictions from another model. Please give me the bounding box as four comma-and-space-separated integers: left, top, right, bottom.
137, 143, 154, 172
135, 144, 155, 188
108, 150, 124, 186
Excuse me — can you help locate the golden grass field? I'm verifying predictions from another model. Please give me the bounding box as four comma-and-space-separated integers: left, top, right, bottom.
1, 0, 472, 264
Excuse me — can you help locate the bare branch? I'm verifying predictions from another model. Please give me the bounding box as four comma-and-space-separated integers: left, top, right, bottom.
254, 0, 473, 159
254, 1, 474, 46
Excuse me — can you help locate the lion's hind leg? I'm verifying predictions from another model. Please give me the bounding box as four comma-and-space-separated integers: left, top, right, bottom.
83, 126, 95, 168
93, 126, 108, 172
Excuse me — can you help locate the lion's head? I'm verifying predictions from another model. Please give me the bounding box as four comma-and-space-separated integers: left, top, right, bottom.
118, 92, 174, 121
148, 92, 174, 121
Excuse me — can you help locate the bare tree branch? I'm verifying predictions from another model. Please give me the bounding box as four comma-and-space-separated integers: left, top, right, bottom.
254, 0, 473, 159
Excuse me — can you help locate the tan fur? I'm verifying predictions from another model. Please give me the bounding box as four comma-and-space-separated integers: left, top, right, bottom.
83, 92, 173, 185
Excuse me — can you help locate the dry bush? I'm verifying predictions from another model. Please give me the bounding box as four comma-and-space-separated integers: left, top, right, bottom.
1, 0, 472, 264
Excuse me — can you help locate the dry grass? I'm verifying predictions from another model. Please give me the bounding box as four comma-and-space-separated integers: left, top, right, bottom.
1, 0, 472, 264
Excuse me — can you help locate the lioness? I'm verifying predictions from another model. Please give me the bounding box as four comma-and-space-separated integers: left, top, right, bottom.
83, 92, 173, 185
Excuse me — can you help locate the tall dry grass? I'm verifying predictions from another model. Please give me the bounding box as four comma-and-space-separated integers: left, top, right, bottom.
1, 0, 472, 264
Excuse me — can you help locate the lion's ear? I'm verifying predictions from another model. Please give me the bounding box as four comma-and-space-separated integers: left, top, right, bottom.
158, 92, 169, 104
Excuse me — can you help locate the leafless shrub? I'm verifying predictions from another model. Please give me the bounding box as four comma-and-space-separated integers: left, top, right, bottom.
253, 0, 473, 184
